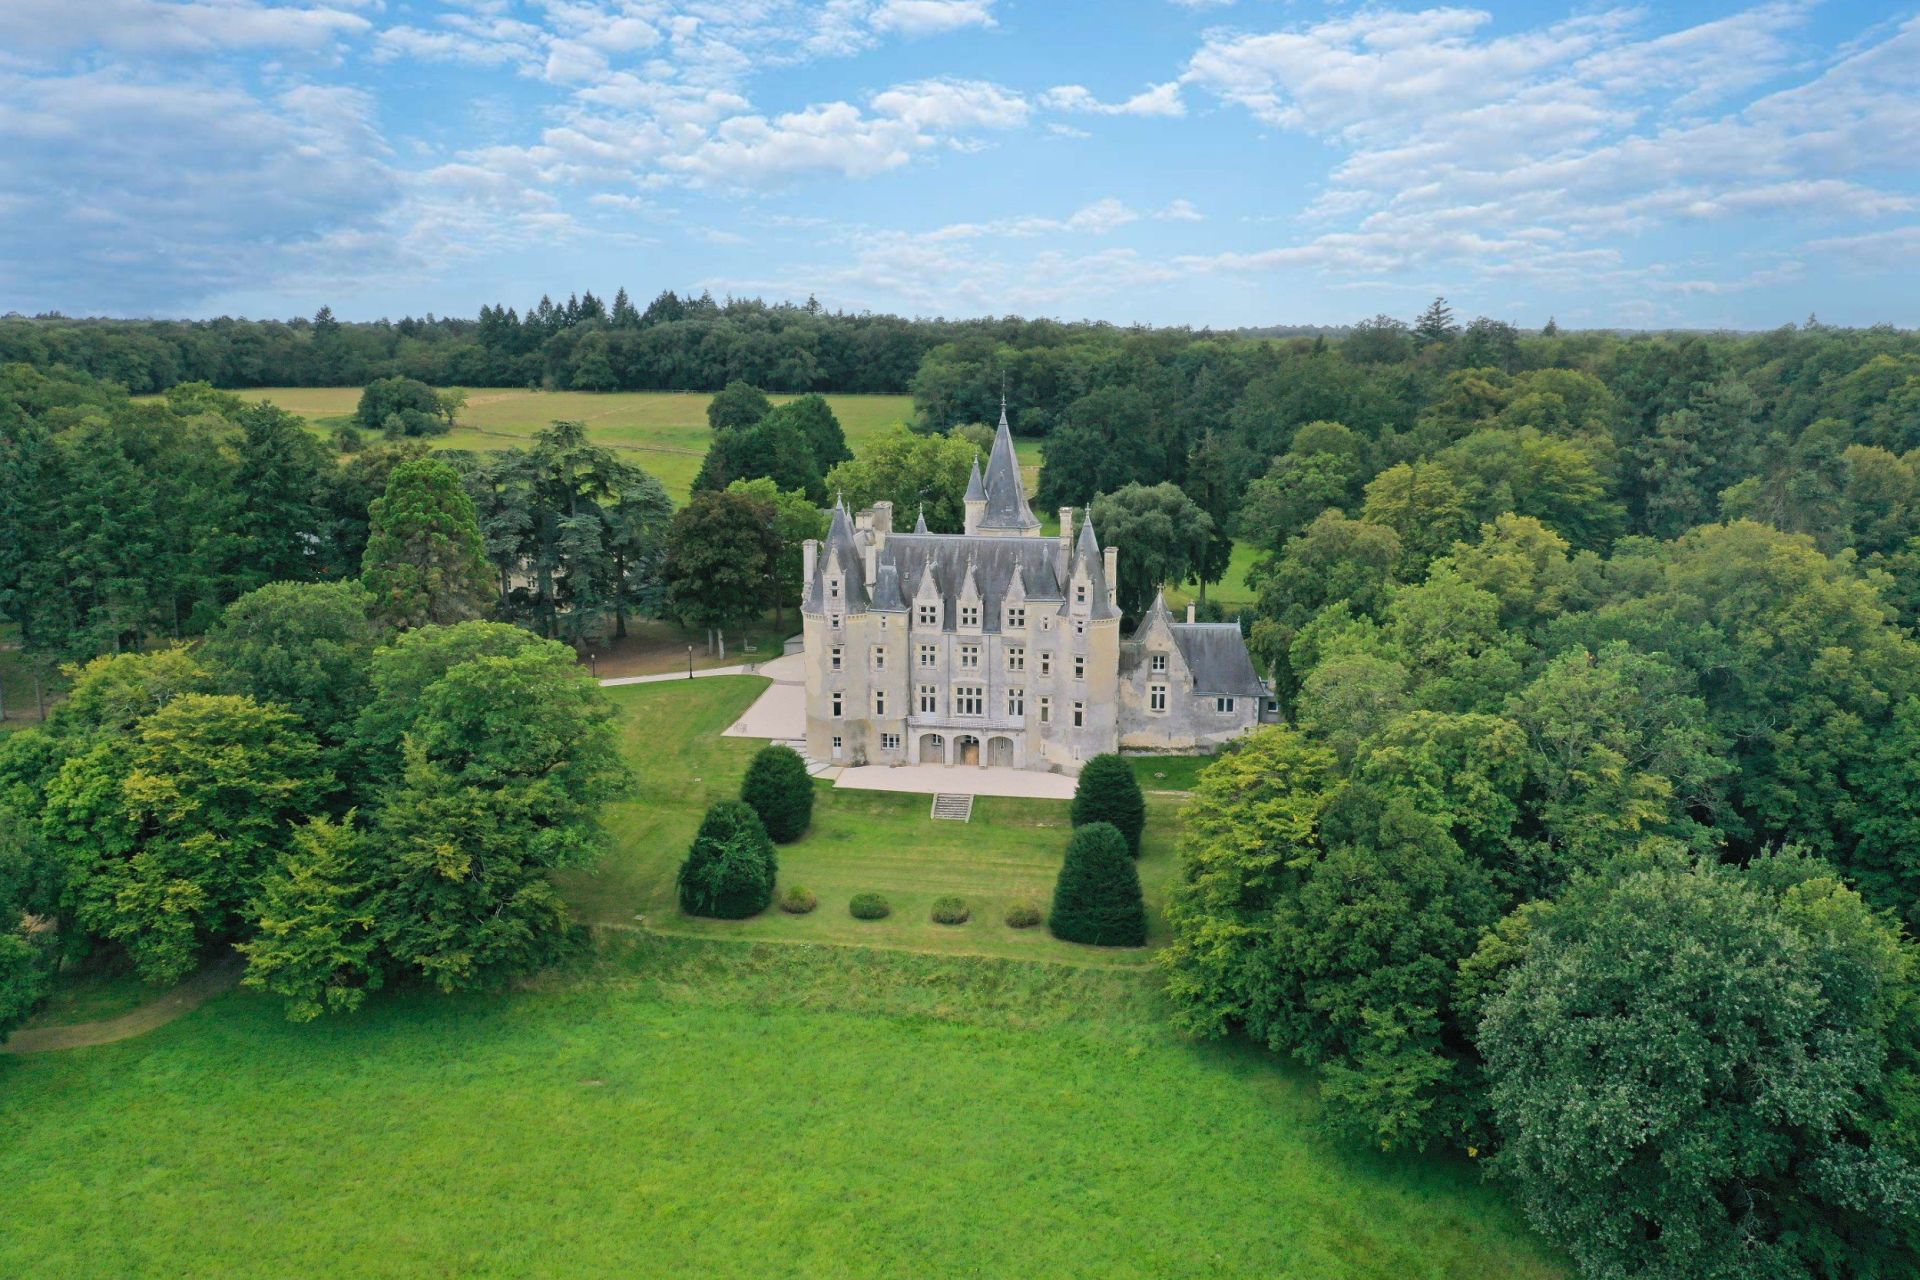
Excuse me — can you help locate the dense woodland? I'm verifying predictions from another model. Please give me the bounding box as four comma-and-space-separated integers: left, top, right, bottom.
5, 301, 1920, 1278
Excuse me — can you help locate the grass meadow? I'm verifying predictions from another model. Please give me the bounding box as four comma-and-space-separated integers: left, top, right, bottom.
0, 934, 1563, 1279
0, 671, 1564, 1278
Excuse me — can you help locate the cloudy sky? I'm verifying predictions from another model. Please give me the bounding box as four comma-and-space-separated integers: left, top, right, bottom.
3, 1, 1916, 328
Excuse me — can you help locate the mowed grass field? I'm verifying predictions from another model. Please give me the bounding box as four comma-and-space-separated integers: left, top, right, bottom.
223, 387, 988, 502
0, 935, 1563, 1280
556, 676, 1176, 964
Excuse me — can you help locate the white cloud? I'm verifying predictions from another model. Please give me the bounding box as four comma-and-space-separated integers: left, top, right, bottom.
870, 0, 997, 38
1042, 81, 1186, 118
870, 77, 1029, 130
0, 0, 370, 59
1174, 6, 1920, 303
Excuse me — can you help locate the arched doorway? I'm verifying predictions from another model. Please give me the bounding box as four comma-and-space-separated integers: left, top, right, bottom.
918, 733, 945, 764
987, 736, 1014, 767
956, 735, 981, 766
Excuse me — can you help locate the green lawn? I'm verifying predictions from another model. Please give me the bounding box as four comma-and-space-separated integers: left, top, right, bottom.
0, 934, 1563, 1279
557, 677, 1178, 964
217, 387, 914, 501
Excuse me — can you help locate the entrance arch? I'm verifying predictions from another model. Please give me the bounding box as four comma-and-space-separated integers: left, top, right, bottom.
918, 733, 945, 764
956, 735, 981, 766
987, 735, 1014, 767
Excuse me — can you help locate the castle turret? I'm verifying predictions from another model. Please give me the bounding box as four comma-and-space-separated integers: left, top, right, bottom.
963, 455, 986, 535
973, 400, 1041, 537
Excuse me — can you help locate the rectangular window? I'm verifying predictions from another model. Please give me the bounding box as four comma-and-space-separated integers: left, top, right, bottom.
958, 643, 980, 671
1006, 606, 1026, 630
919, 684, 939, 714
1072, 700, 1084, 728
956, 686, 984, 717
829, 614, 841, 630
1007, 688, 1024, 717
881, 732, 901, 751
831, 692, 844, 718
1039, 651, 1053, 677
1075, 583, 1087, 605
1042, 617, 1051, 631
829, 578, 840, 600
874, 690, 887, 717
960, 604, 980, 628
918, 643, 937, 669
1006, 645, 1024, 672
1073, 654, 1086, 681
830, 646, 843, 672
917, 603, 939, 627
1038, 697, 1051, 724
1074, 619, 1085, 636
1151, 653, 1167, 673
1150, 684, 1168, 714
872, 647, 886, 671
1215, 696, 1236, 714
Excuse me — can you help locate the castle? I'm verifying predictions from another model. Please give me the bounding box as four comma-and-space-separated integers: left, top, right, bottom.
798, 408, 1272, 772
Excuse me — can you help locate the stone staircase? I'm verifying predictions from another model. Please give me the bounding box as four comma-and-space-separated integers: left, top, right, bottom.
930, 793, 974, 822
780, 739, 838, 778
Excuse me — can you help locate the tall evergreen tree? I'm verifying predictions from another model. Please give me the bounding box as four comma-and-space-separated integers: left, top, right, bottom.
360, 459, 493, 631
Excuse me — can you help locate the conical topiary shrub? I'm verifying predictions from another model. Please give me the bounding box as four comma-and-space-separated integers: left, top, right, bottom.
1048, 821, 1147, 947
677, 800, 778, 919
740, 744, 814, 843
1070, 753, 1146, 857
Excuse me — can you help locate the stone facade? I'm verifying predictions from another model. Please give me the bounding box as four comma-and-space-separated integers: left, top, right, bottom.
799, 409, 1271, 772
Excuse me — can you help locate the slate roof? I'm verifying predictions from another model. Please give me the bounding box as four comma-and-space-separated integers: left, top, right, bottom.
1170, 623, 1269, 697
878, 532, 1065, 630
976, 403, 1041, 531
807, 501, 870, 612
1064, 515, 1120, 620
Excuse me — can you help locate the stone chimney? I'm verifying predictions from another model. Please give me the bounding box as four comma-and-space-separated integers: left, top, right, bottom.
1103, 546, 1117, 607
871, 500, 893, 537
803, 539, 819, 587
1187, 601, 1196, 624
864, 542, 878, 583
1058, 506, 1074, 577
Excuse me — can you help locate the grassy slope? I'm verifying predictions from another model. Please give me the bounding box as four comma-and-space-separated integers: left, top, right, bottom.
228, 387, 913, 502
557, 677, 1176, 964
0, 935, 1562, 1280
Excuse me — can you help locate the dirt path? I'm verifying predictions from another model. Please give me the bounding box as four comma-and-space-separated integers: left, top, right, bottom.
1, 954, 244, 1055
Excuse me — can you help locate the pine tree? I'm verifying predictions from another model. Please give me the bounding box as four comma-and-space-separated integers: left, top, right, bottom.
678, 800, 778, 918
1048, 822, 1147, 946
360, 459, 493, 630
1413, 297, 1457, 346
740, 744, 814, 843
1070, 753, 1147, 856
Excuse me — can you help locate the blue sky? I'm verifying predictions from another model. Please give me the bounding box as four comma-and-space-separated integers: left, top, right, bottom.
2, 1, 1916, 328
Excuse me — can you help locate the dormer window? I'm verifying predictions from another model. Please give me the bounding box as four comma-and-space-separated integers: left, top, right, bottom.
960, 604, 980, 629
828, 577, 841, 601
1151, 653, 1167, 674
1006, 606, 1025, 630
1075, 583, 1087, 605
917, 603, 939, 627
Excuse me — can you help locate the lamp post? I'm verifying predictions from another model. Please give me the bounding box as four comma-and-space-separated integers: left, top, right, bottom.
687, 644, 694, 679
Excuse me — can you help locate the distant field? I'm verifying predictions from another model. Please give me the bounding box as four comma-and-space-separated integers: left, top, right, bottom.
212, 387, 915, 502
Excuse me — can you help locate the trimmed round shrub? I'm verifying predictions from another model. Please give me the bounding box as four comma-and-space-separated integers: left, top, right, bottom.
930, 895, 970, 925
740, 744, 814, 843
676, 800, 777, 919
779, 885, 818, 915
1004, 902, 1043, 929
1049, 821, 1148, 947
1071, 753, 1147, 857
848, 892, 891, 920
